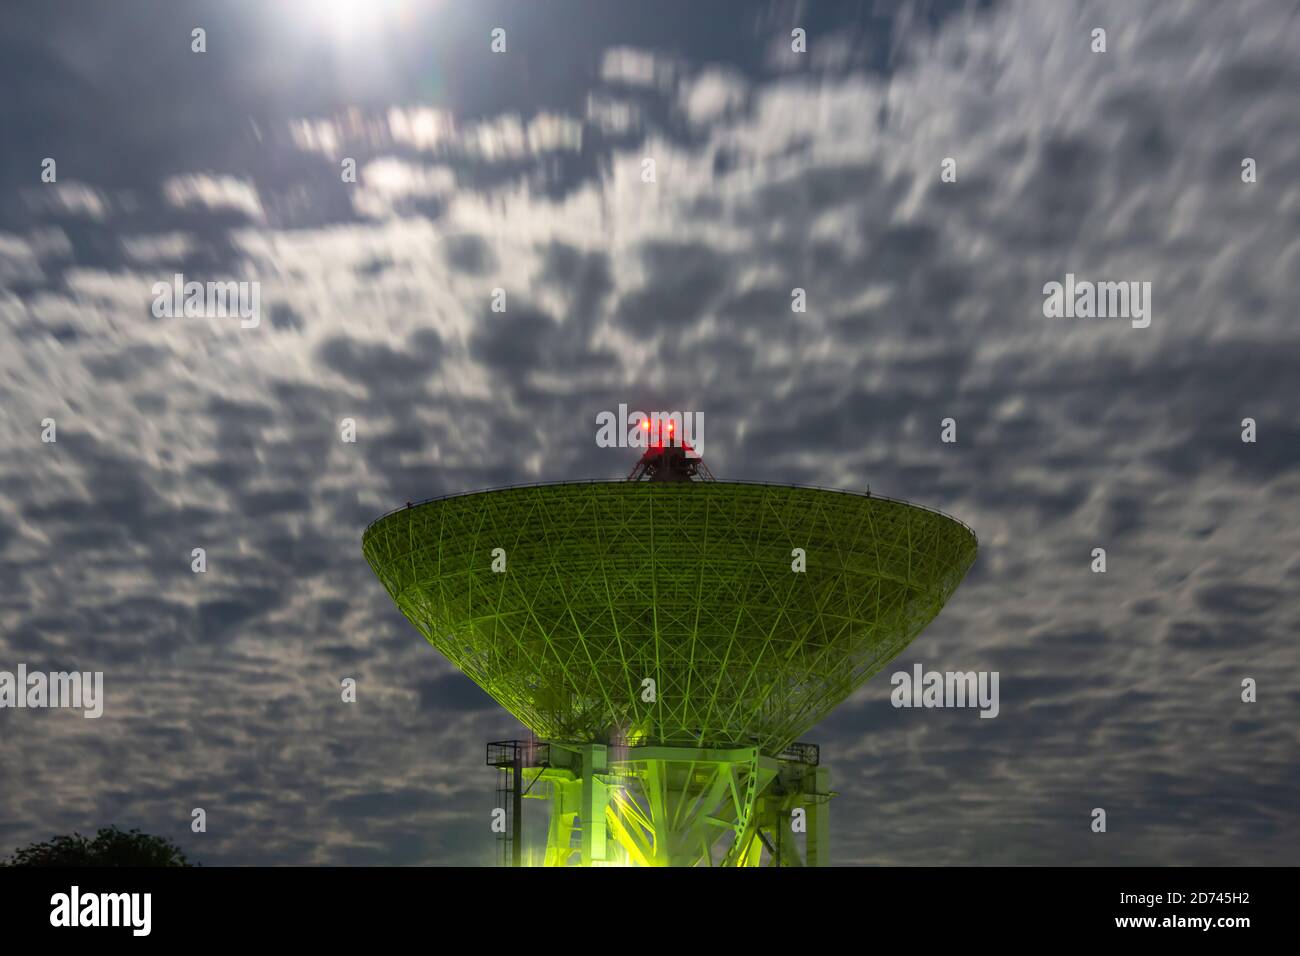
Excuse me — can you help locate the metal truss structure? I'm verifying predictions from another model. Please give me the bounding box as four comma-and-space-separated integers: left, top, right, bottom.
487, 739, 830, 867
363, 481, 977, 757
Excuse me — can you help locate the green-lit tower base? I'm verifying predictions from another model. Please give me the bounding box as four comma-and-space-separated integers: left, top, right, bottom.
489, 740, 830, 867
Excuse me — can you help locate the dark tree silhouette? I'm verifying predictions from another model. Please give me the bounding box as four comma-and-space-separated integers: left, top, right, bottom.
1, 826, 196, 867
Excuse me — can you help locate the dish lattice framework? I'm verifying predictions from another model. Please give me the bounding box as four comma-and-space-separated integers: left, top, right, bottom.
363, 480, 977, 756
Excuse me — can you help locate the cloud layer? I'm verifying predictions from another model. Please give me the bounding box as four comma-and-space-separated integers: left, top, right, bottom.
1, 0, 1297, 865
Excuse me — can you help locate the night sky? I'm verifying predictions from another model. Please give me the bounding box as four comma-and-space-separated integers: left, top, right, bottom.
1, 0, 1298, 865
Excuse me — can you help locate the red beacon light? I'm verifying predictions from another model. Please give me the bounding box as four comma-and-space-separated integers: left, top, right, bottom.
625, 416, 714, 483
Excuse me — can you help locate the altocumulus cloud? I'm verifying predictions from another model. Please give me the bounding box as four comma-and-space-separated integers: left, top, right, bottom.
0, 0, 1297, 865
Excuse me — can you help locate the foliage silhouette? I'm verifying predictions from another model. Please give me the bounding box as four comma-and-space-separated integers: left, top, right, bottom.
1, 826, 196, 867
